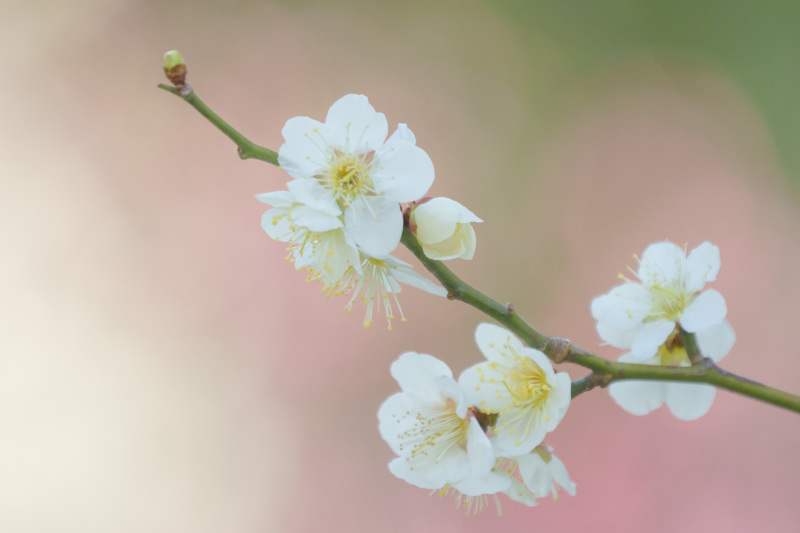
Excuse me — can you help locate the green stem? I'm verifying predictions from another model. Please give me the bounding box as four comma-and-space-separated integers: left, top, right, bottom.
158, 84, 279, 165
401, 227, 800, 414
399, 228, 560, 350
682, 329, 703, 365
158, 67, 800, 416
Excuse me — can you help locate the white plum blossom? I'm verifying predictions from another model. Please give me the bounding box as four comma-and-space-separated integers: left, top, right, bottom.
439, 444, 577, 515
257, 190, 360, 286
278, 94, 435, 258
609, 321, 736, 420
498, 444, 577, 506
257, 99, 446, 327
257, 189, 446, 326
378, 352, 510, 496
459, 324, 572, 456
591, 241, 727, 360
378, 337, 577, 515
332, 254, 447, 330
410, 197, 482, 260
514, 445, 576, 501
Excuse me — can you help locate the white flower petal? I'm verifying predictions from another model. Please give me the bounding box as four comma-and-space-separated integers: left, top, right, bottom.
638, 242, 685, 287
413, 198, 480, 241
545, 453, 577, 497
456, 224, 477, 260
372, 140, 435, 202
458, 364, 486, 407
664, 382, 716, 420
609, 379, 667, 416
454, 469, 513, 497
551, 373, 573, 421
278, 116, 329, 179
390, 268, 448, 297
591, 283, 652, 328
595, 320, 638, 349
475, 323, 527, 363
375, 254, 412, 269
452, 424, 511, 496
344, 196, 403, 258
495, 414, 547, 456
504, 477, 538, 506
418, 446, 471, 488
260, 208, 292, 241
516, 454, 551, 497
287, 178, 341, 216
414, 200, 460, 244
516, 451, 575, 500
324, 94, 388, 151
696, 321, 736, 362
378, 392, 418, 455
685, 241, 720, 292
422, 239, 466, 261
419, 223, 478, 261
390, 352, 453, 394
388, 123, 416, 145
435, 375, 468, 418
460, 374, 504, 415
630, 320, 675, 360
466, 419, 495, 478
522, 348, 555, 378
680, 289, 727, 332
455, 203, 481, 223
255, 190, 296, 207
388, 450, 469, 490
307, 228, 361, 285
290, 205, 343, 232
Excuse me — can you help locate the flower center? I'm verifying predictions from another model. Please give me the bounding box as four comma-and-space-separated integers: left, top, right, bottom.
398, 399, 469, 460
647, 284, 696, 322
470, 406, 499, 433
324, 150, 375, 208
506, 358, 550, 409
658, 343, 690, 366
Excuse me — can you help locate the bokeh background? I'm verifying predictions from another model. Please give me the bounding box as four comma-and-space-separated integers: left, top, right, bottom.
3, 1, 800, 531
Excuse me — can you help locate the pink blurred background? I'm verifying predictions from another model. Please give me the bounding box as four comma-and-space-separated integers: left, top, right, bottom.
3, 1, 800, 531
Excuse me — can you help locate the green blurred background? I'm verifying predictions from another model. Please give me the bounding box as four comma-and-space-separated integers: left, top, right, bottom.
493, 0, 800, 178
3, 0, 800, 531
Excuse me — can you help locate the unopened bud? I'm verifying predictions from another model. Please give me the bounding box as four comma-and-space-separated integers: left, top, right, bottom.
162, 50, 189, 93
162, 50, 184, 70
410, 197, 482, 261
403, 196, 432, 228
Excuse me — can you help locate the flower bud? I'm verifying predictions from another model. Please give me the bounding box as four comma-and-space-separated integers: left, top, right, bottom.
162, 50, 185, 70
410, 197, 482, 260
162, 50, 189, 92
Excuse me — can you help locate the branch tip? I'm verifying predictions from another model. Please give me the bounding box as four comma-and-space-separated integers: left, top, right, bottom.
162, 49, 192, 96
157, 59, 800, 414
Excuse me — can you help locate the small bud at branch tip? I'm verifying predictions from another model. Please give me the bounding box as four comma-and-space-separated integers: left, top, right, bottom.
162, 50, 184, 70
162, 49, 191, 94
